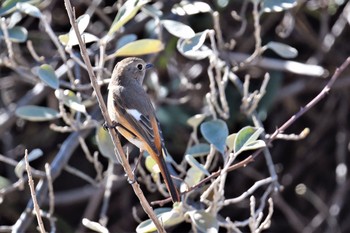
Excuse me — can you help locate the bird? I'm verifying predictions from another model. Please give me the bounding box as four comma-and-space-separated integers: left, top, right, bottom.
106, 57, 180, 203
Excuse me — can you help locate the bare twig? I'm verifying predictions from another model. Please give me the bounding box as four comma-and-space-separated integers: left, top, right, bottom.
266, 57, 350, 144
25, 149, 46, 233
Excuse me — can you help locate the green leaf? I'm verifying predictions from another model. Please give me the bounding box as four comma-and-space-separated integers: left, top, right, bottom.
15, 105, 60, 121
177, 30, 212, 60
15, 148, 43, 178
187, 114, 206, 129
200, 119, 228, 154
59, 14, 99, 46
186, 210, 219, 233
54, 89, 87, 113
38, 64, 59, 89
185, 154, 210, 176
145, 155, 160, 174
185, 143, 210, 157
108, 0, 150, 35
0, 26, 28, 42
265, 41, 298, 59
16, 2, 41, 18
136, 207, 184, 233
162, 20, 195, 39
234, 126, 266, 155
112, 39, 163, 57
263, 0, 297, 13
95, 126, 120, 163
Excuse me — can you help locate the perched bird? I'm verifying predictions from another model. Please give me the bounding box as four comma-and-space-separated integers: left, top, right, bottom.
106, 57, 180, 202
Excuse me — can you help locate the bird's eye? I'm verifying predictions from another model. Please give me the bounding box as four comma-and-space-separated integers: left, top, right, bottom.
137, 64, 143, 70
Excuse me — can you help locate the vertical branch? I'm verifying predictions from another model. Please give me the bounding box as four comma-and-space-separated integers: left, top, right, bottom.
25, 149, 46, 233
63, 1, 166, 232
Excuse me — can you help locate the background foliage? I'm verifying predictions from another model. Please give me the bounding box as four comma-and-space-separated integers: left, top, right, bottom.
1, 0, 350, 232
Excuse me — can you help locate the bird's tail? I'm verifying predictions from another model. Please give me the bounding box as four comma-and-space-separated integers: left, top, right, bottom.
155, 149, 180, 203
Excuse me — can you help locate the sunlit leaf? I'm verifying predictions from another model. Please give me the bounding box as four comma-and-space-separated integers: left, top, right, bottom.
73, 14, 90, 35
16, 2, 41, 18
58, 34, 69, 45
234, 126, 266, 155
82, 218, 109, 233
8, 11, 23, 27
187, 114, 206, 129
265, 41, 298, 58
54, 89, 86, 113
200, 119, 228, 154
226, 133, 237, 152
59, 14, 99, 46
15, 148, 43, 178
186, 210, 219, 233
108, 0, 150, 35
15, 105, 60, 121
38, 64, 59, 89
112, 39, 163, 57
64, 32, 99, 46
172, 1, 212, 16
136, 207, 184, 233
162, 19, 195, 39
0, 26, 28, 42
145, 155, 160, 174
177, 30, 212, 60
263, 0, 297, 13
95, 126, 120, 164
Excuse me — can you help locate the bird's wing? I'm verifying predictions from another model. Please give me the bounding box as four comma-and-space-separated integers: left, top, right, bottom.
113, 90, 163, 152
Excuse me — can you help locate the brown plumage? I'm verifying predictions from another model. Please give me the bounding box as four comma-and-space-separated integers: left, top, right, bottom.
107, 57, 180, 203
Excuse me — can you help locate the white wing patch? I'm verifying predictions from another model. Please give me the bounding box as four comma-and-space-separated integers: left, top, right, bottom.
126, 108, 142, 121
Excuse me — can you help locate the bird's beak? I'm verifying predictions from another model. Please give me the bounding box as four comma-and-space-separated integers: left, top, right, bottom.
145, 63, 153, 69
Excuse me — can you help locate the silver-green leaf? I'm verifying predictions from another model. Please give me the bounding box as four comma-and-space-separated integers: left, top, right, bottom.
185, 143, 210, 157
15, 105, 60, 121
38, 64, 59, 89
200, 119, 228, 154
162, 19, 195, 39
0, 26, 27, 42
265, 41, 298, 59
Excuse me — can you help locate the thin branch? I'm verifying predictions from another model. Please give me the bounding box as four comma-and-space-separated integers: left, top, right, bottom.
63, 1, 166, 232
25, 149, 46, 233
266, 57, 350, 144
